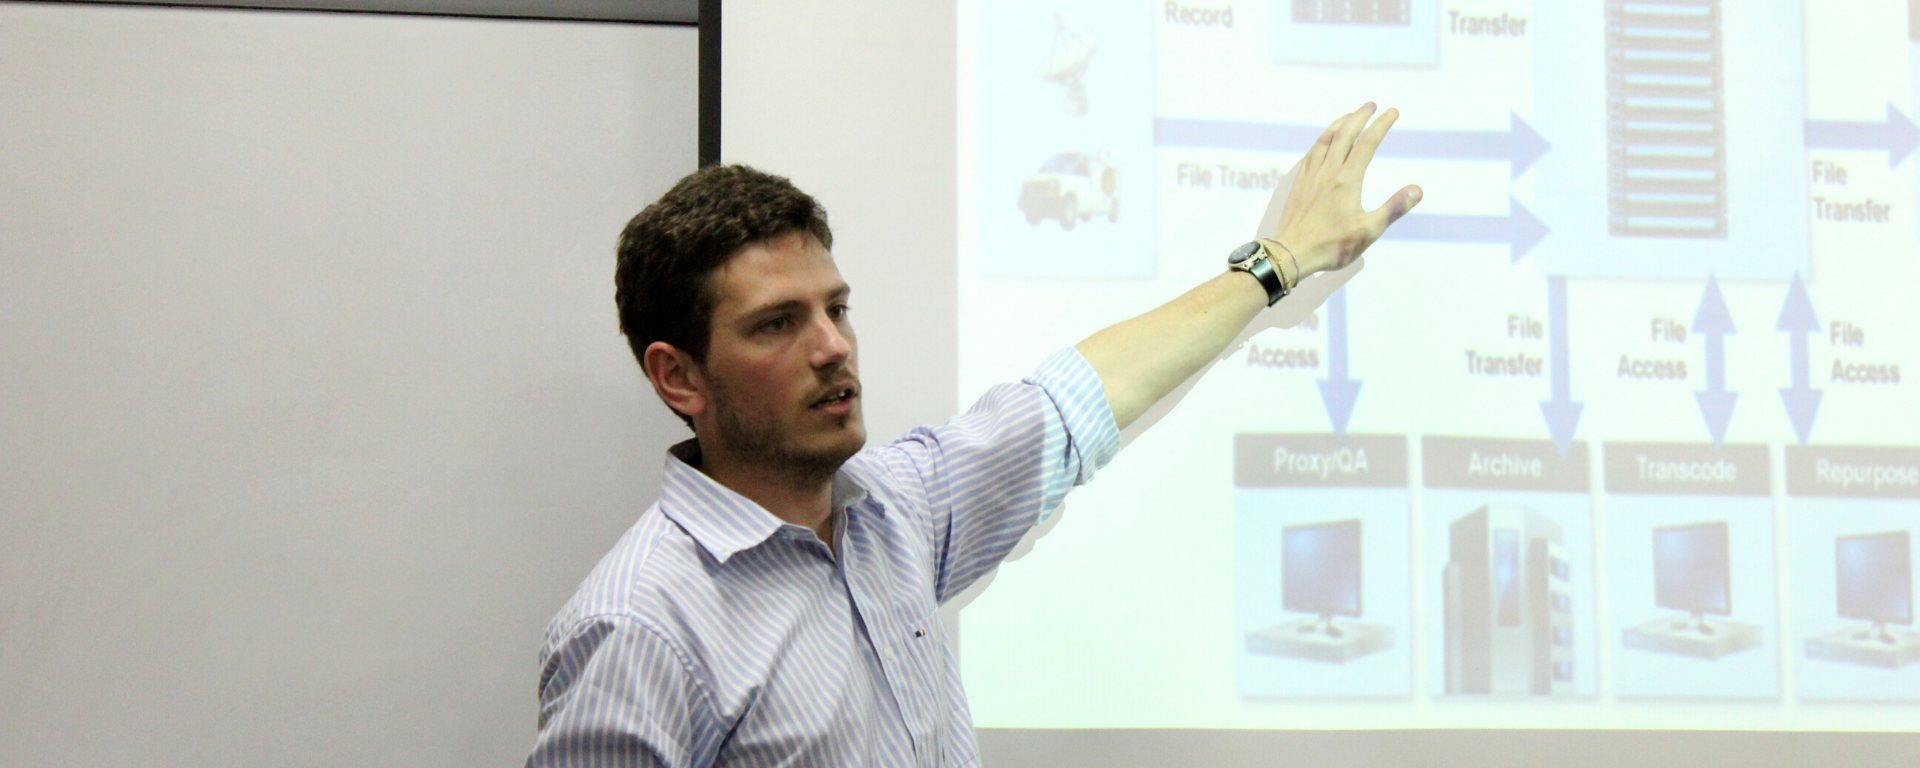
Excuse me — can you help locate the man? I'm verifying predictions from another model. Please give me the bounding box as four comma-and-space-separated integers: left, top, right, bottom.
528, 104, 1420, 766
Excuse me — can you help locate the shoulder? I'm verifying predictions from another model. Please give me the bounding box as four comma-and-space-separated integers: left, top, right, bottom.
842, 443, 942, 522
540, 505, 715, 660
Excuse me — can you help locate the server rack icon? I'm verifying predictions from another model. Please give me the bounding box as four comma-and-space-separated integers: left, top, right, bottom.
1443, 506, 1577, 695
1292, 0, 1412, 25
1605, 0, 1727, 239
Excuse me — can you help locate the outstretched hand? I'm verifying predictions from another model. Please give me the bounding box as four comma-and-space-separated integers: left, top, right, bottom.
1272, 103, 1422, 279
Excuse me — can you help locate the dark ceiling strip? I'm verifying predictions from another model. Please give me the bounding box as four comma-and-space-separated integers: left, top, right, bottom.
697, 0, 719, 166
13, 0, 698, 24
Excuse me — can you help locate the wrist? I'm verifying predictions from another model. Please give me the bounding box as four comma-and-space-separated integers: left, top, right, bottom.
1273, 228, 1332, 277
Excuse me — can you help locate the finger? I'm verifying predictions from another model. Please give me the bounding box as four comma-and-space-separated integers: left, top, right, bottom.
1368, 185, 1424, 233
1345, 107, 1400, 176
1302, 114, 1343, 178
1329, 102, 1377, 165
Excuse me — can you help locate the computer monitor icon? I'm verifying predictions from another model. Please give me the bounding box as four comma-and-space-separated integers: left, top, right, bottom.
1837, 531, 1913, 644
1246, 516, 1393, 664
1623, 519, 1762, 659
1283, 518, 1361, 637
1654, 521, 1731, 635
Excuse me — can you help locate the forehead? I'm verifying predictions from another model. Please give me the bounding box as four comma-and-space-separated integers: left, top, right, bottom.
709, 231, 844, 312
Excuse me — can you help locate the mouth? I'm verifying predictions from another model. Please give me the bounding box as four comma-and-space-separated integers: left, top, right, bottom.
810, 382, 860, 412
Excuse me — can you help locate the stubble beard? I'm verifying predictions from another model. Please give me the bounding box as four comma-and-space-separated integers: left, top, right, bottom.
708, 372, 864, 487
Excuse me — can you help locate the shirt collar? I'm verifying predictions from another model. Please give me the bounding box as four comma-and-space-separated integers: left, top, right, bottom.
658, 439, 872, 564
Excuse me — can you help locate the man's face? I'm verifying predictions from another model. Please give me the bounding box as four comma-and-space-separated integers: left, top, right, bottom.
694, 231, 864, 479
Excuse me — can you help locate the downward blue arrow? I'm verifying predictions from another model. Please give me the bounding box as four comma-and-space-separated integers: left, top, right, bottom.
1381, 197, 1549, 264
1694, 276, 1738, 446
1317, 287, 1361, 438
1155, 112, 1551, 177
1538, 276, 1583, 457
1777, 273, 1822, 445
1805, 103, 1920, 169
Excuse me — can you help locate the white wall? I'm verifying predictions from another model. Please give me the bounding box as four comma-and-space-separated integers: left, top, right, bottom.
720, 0, 959, 448
0, 5, 695, 765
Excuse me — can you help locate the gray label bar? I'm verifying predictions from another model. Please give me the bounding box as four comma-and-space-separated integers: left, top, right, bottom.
1603, 442, 1771, 497
1786, 445, 1920, 499
1235, 433, 1408, 488
1423, 436, 1590, 492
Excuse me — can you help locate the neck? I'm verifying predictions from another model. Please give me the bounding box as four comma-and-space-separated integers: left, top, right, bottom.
694, 434, 837, 546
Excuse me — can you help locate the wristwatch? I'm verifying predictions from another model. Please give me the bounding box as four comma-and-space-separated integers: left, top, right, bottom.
1228, 239, 1289, 306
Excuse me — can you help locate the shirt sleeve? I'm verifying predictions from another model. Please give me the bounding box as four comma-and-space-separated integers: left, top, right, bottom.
872, 347, 1120, 604
527, 616, 722, 768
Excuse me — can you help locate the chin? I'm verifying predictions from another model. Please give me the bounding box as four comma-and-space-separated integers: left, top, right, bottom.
827, 417, 867, 458
785, 412, 865, 467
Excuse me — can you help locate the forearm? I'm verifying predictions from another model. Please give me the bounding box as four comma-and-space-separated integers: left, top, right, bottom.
1074, 270, 1266, 430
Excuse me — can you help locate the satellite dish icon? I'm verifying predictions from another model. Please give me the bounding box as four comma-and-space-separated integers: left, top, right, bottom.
1035, 13, 1097, 115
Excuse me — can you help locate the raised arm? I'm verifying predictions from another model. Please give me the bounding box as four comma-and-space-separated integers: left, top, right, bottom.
1075, 103, 1423, 430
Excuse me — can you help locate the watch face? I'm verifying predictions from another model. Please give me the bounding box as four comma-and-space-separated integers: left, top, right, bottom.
1228, 241, 1261, 265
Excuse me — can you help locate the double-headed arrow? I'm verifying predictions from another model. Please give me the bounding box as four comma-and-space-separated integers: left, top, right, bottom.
1777, 274, 1822, 445
1539, 276, 1582, 457
1318, 287, 1361, 438
1694, 276, 1738, 446
1381, 197, 1549, 264
1155, 112, 1551, 178
1805, 103, 1920, 169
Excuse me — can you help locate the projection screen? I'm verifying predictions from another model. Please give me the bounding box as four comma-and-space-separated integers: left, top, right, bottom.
957, 0, 1920, 744
728, 0, 1920, 763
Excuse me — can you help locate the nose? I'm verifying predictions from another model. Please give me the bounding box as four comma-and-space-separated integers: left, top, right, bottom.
809, 309, 853, 369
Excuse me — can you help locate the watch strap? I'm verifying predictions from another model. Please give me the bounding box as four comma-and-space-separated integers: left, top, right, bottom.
1233, 250, 1287, 306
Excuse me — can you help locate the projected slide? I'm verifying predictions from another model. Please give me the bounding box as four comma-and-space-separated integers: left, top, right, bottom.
958, 0, 1920, 731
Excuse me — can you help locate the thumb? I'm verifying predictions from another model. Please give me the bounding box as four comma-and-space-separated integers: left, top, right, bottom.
1371, 185, 1422, 230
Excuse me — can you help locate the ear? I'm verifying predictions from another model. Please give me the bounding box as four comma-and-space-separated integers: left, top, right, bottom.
643, 341, 708, 421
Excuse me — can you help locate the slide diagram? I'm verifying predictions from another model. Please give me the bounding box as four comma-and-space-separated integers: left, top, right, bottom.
971, 0, 1155, 278
1786, 445, 1920, 701
1233, 433, 1410, 698
1423, 437, 1595, 698
957, 0, 1920, 730
1605, 444, 1777, 698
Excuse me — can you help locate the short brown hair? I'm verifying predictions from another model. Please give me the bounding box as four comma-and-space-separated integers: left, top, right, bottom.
614, 165, 833, 425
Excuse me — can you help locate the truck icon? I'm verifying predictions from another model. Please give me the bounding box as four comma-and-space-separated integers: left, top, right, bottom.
1018, 152, 1119, 230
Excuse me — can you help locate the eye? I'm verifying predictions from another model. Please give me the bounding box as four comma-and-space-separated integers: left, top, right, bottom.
828, 303, 850, 321
760, 315, 792, 333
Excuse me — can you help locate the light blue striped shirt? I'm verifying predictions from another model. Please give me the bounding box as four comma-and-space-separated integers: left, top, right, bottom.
528, 348, 1119, 767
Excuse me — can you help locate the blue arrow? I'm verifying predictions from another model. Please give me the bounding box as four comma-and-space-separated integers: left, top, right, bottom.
1381, 197, 1548, 263
1805, 103, 1920, 169
1538, 275, 1583, 457
1776, 273, 1822, 445
1155, 112, 1551, 178
1317, 287, 1361, 437
1693, 276, 1738, 446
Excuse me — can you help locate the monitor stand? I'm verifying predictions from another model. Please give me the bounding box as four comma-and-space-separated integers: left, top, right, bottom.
1670, 612, 1718, 636
1623, 612, 1762, 659
1805, 622, 1920, 669
1300, 613, 1345, 639
1247, 614, 1394, 664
